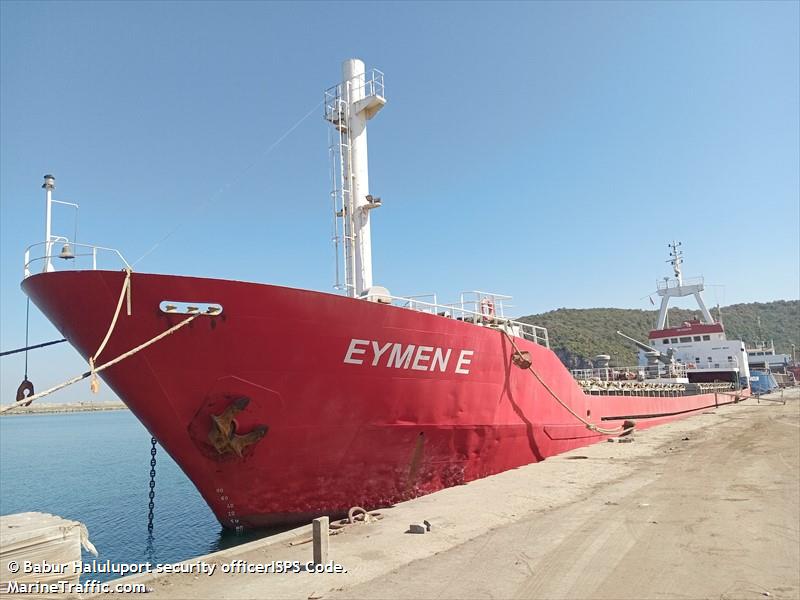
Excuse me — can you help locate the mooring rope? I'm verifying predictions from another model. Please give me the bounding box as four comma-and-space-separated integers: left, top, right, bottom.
0, 312, 200, 414
89, 268, 133, 393
0, 338, 67, 357
499, 328, 635, 436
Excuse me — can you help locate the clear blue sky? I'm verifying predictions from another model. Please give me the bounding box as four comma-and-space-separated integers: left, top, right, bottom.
1, 1, 798, 404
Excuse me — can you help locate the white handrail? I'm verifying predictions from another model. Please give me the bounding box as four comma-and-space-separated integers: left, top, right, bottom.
657, 276, 704, 290
380, 293, 549, 348
685, 360, 740, 371
23, 240, 131, 278
571, 364, 687, 381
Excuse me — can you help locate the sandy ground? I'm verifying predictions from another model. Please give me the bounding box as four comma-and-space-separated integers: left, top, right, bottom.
107, 389, 799, 600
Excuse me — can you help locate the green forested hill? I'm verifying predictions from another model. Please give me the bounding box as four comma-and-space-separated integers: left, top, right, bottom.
517, 300, 799, 369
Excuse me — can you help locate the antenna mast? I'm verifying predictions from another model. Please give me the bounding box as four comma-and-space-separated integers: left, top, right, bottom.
42, 174, 56, 272
654, 241, 714, 330
668, 240, 683, 284
324, 59, 386, 297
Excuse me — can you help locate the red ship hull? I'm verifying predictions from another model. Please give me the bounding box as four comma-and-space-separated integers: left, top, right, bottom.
23, 271, 739, 529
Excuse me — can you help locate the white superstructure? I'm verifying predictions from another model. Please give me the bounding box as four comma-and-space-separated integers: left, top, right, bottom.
746, 341, 791, 369
325, 59, 386, 298
640, 243, 750, 388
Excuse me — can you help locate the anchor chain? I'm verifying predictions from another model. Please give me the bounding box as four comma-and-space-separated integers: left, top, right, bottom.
147, 436, 157, 532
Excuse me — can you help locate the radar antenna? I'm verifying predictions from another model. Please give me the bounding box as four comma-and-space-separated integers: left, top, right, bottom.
667, 241, 683, 284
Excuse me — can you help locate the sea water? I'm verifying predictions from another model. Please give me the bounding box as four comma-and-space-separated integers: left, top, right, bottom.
0, 410, 273, 582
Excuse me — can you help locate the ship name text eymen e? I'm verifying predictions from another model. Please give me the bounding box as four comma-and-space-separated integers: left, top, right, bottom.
343, 339, 475, 374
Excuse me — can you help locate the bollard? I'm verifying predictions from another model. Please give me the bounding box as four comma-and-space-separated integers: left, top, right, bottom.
312, 516, 329, 565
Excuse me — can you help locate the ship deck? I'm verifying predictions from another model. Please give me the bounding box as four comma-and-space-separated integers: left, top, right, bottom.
105, 388, 799, 600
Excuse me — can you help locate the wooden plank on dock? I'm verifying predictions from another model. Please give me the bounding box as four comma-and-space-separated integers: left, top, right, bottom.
0, 512, 97, 592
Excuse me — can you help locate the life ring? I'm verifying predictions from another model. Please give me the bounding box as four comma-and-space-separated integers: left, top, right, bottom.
16, 379, 34, 407
480, 298, 495, 322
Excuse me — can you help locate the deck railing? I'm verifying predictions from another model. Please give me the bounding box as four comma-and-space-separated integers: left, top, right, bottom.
381, 293, 549, 348
684, 360, 740, 371
22, 241, 550, 349
657, 276, 704, 291
571, 363, 687, 382
23, 240, 131, 278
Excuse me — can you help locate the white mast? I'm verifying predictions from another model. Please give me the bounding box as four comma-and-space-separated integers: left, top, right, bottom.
325, 59, 386, 297
42, 174, 55, 272
654, 241, 714, 329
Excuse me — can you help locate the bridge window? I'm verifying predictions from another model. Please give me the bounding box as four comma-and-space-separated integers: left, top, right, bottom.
693, 336, 701, 341
702, 335, 710, 341
671, 338, 678, 343
663, 339, 669, 345
679, 337, 691, 343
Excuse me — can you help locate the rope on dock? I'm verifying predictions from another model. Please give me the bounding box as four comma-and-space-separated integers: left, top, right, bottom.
499, 328, 635, 437
0, 312, 200, 414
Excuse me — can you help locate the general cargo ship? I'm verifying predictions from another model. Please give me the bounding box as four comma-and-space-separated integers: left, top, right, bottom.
20, 59, 749, 529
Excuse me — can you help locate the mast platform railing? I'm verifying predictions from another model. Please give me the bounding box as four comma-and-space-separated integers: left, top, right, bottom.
657, 276, 704, 291
359, 68, 385, 101
324, 69, 385, 126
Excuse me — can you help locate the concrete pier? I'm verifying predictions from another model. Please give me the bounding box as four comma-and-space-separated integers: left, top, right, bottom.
109, 389, 799, 599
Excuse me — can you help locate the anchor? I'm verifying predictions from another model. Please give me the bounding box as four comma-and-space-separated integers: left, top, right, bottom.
208, 397, 268, 457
